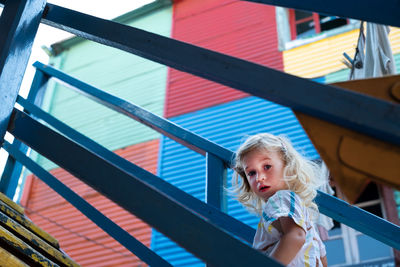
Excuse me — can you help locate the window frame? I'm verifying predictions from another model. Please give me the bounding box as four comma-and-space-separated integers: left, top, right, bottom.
288, 9, 321, 40
275, 7, 360, 51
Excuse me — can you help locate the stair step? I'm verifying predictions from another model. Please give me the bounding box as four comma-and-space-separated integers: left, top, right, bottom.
0, 192, 25, 215
0, 210, 80, 267
0, 223, 61, 266
0, 245, 29, 267
0, 200, 59, 249
0, 195, 81, 266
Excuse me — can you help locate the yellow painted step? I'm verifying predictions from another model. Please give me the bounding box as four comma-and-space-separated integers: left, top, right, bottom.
0, 246, 29, 267
0, 200, 59, 248
0, 210, 80, 267
0, 192, 24, 215
0, 224, 59, 267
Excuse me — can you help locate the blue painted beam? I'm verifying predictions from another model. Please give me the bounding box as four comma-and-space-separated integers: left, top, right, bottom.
2, 140, 172, 267
33, 62, 233, 164
316, 191, 400, 250
206, 152, 227, 211
242, 0, 400, 28
8, 108, 281, 267
15, 96, 256, 245
39, 4, 400, 146
0, 69, 49, 198
15, 94, 400, 250
0, 0, 45, 144
22, 66, 400, 250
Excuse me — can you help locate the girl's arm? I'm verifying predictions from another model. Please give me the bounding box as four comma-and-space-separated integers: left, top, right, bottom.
321, 255, 328, 267
271, 217, 306, 265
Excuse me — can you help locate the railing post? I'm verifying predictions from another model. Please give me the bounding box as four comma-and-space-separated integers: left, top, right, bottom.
0, 0, 46, 144
206, 152, 227, 211
0, 69, 49, 198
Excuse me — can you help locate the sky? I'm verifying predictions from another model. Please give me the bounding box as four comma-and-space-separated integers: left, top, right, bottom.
0, 0, 155, 187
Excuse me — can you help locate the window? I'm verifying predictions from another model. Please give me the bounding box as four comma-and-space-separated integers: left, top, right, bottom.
289, 9, 349, 40
274, 7, 358, 50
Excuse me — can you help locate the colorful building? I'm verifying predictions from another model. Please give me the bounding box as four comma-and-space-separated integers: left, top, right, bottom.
18, 0, 400, 266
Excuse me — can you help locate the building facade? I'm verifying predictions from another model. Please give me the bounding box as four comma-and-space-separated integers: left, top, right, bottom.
20, 0, 400, 266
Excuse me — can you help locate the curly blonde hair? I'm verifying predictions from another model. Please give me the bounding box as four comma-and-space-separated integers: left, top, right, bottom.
232, 133, 322, 216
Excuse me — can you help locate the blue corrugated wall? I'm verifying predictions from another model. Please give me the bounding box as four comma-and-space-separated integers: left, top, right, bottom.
153, 96, 319, 266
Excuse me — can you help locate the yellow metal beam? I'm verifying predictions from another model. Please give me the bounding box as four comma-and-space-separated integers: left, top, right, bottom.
295, 74, 400, 203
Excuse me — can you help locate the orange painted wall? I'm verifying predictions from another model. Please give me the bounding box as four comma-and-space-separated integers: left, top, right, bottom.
21, 139, 159, 266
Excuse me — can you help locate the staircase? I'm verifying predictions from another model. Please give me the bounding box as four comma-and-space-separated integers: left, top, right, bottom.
0, 0, 399, 266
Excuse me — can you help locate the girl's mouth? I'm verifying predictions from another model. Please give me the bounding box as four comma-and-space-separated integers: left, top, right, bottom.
259, 186, 270, 192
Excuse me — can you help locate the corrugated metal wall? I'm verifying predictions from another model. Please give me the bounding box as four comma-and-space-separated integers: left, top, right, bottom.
35, 4, 172, 171
154, 96, 319, 266
23, 139, 159, 266
22, 3, 173, 266
164, 0, 283, 118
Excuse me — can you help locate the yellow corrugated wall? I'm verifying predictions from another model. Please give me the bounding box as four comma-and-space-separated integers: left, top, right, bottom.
283, 27, 400, 78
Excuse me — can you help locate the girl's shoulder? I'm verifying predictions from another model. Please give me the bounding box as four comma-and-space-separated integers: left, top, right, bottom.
266, 190, 303, 206
263, 190, 306, 218
262, 190, 309, 231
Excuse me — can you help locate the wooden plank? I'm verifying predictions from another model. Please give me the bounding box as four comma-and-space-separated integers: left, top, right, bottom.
0, 224, 58, 267
0, 246, 29, 267
0, 211, 79, 267
0, 192, 24, 215
0, 200, 59, 249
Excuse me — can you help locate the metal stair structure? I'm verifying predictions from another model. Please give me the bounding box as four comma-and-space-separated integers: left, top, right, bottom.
0, 0, 399, 266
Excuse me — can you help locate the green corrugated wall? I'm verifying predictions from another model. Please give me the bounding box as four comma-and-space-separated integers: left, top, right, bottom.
35, 3, 172, 170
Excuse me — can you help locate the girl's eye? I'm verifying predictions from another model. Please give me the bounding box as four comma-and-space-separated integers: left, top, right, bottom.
247, 171, 256, 177
264, 165, 271, 170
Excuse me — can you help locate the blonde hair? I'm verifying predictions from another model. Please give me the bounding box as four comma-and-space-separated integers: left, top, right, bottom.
232, 133, 321, 216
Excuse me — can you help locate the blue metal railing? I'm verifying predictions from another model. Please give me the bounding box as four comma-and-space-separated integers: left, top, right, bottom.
40, 2, 400, 146
7, 105, 280, 266
0, 0, 399, 265
12, 62, 400, 251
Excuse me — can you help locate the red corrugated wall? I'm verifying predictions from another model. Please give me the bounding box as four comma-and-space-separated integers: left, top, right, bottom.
165, 0, 284, 118
21, 140, 159, 267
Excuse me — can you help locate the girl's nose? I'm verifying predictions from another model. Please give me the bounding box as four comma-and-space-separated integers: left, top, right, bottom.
256, 174, 266, 182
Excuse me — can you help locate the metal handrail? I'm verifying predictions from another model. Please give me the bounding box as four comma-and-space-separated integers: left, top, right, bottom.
30, 62, 400, 250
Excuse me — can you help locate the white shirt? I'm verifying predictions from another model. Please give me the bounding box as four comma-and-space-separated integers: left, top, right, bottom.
253, 190, 326, 266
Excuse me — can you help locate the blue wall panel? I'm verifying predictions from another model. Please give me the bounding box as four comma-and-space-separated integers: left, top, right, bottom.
153, 96, 319, 266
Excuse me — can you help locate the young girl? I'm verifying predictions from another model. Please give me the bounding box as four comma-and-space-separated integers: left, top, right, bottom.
233, 133, 327, 266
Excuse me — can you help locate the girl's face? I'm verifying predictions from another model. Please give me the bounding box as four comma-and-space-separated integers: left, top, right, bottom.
243, 149, 287, 201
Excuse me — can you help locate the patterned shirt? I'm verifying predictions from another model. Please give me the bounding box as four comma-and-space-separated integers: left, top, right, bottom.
253, 190, 326, 266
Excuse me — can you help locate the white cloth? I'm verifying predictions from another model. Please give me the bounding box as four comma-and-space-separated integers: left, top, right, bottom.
364, 23, 396, 77
351, 22, 396, 79
253, 190, 326, 267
